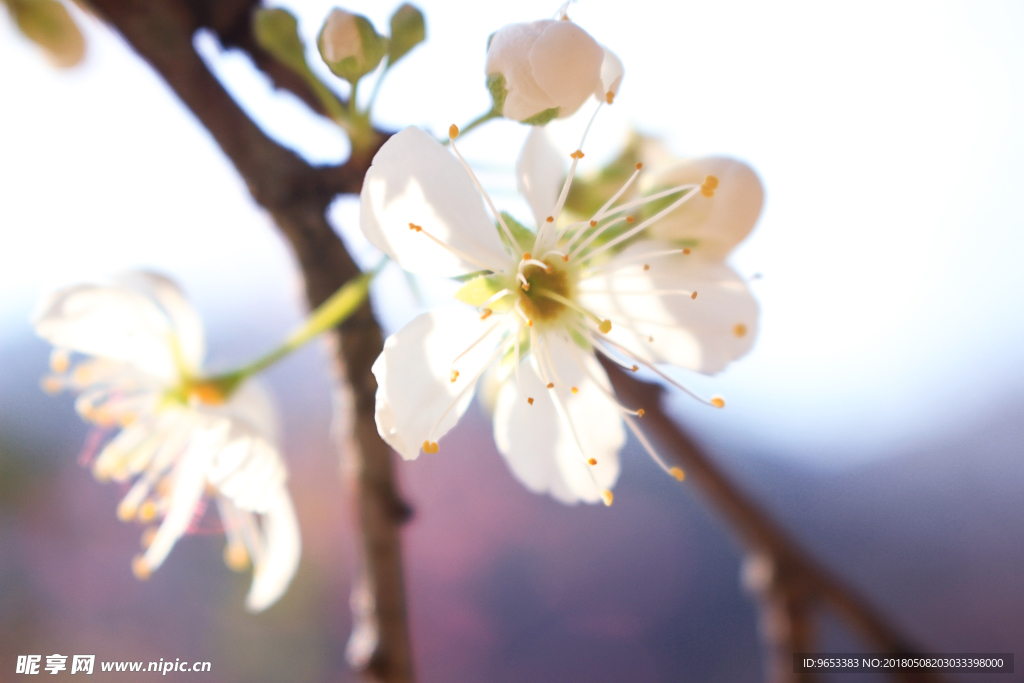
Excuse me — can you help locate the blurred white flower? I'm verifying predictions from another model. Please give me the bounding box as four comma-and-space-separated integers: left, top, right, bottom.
33, 272, 300, 612
360, 123, 759, 504
485, 18, 620, 122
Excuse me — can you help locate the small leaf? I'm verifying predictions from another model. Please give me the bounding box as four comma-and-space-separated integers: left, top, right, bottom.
521, 107, 559, 126
8, 0, 84, 68
253, 7, 310, 76
387, 3, 425, 67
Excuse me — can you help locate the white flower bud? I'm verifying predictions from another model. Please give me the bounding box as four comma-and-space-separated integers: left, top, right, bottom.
321, 9, 362, 64
485, 19, 604, 123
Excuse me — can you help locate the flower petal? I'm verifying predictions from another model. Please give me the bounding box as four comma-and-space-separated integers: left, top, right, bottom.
244, 490, 301, 613
642, 157, 764, 258
372, 306, 507, 460
492, 332, 622, 504
360, 127, 511, 277
32, 283, 179, 381
516, 126, 565, 229
115, 271, 206, 371
529, 21, 604, 118
593, 47, 624, 102
580, 241, 759, 374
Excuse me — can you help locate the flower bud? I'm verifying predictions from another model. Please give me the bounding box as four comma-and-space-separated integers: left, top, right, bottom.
485, 19, 604, 124
318, 8, 387, 83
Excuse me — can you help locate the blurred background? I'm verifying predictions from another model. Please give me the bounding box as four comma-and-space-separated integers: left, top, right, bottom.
1, 0, 1022, 681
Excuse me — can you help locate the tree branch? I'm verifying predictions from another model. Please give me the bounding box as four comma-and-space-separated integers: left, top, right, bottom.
603, 361, 943, 683
83, 1, 411, 681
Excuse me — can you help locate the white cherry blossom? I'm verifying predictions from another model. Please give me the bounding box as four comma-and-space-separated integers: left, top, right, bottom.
361, 119, 759, 504
33, 272, 300, 612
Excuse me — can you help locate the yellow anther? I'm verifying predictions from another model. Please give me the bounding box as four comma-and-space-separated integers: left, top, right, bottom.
733, 323, 748, 338
543, 383, 552, 390
140, 526, 158, 549
521, 282, 530, 292
480, 308, 493, 320
131, 555, 152, 581
710, 396, 726, 408
450, 370, 460, 383
571, 386, 579, 394
643, 264, 650, 271
570, 150, 585, 159
189, 381, 225, 405
683, 248, 691, 255
587, 458, 597, 466
224, 543, 250, 572
635, 162, 644, 170
690, 291, 698, 300
700, 174, 719, 197
72, 365, 94, 385
637, 408, 645, 417
422, 440, 439, 454
522, 252, 532, 260
116, 499, 137, 522
50, 349, 70, 373
606, 91, 615, 105
41, 376, 63, 395
670, 467, 685, 482
561, 254, 569, 262
601, 489, 614, 506
598, 320, 612, 334
409, 222, 423, 232
589, 220, 598, 227
527, 319, 534, 327
527, 397, 535, 405
631, 365, 639, 372
448, 124, 459, 139
545, 216, 554, 223
626, 215, 635, 224
138, 500, 158, 522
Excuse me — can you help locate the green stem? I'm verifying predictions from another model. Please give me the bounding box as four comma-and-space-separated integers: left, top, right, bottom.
365, 63, 389, 114
207, 262, 384, 395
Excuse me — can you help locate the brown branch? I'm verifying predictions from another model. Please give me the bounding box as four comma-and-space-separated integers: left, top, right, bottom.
603, 361, 943, 683
82, 1, 412, 681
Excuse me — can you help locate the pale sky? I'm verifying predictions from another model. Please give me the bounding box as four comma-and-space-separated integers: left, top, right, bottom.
2, 0, 1023, 466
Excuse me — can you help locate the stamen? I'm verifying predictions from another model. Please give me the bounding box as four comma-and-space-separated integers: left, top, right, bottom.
587, 458, 597, 465
581, 248, 686, 278
683, 248, 692, 255
733, 323, 748, 338
517, 273, 530, 290
527, 397, 534, 405
224, 542, 250, 571
568, 214, 630, 260
479, 288, 512, 311
50, 348, 70, 373
623, 415, 686, 483
546, 383, 554, 389
480, 308, 493, 320
426, 335, 510, 444
711, 396, 726, 408
571, 386, 579, 394
449, 134, 518, 251
450, 370, 459, 383
131, 555, 151, 580
422, 440, 439, 454
450, 318, 502, 370
409, 222, 501, 271
601, 490, 614, 506
670, 467, 685, 481
448, 124, 459, 139
570, 150, 585, 159
605, 91, 615, 104
700, 174, 719, 197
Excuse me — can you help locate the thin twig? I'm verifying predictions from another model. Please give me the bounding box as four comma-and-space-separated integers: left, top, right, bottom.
82, 1, 412, 681
602, 360, 944, 683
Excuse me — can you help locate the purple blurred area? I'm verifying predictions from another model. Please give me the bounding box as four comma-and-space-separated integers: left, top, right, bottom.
1, 314, 1021, 683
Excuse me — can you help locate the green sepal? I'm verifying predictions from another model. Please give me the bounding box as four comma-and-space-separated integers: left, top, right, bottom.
387, 3, 425, 67
253, 8, 310, 76
499, 211, 535, 253
318, 12, 388, 84
521, 107, 559, 126
454, 274, 508, 308
486, 72, 507, 116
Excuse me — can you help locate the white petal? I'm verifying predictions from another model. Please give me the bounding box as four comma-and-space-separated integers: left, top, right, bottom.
32, 284, 179, 381
202, 379, 281, 445
641, 157, 764, 258
372, 306, 507, 460
114, 272, 206, 371
580, 241, 759, 374
142, 420, 229, 570
593, 47, 624, 102
529, 21, 604, 118
486, 21, 558, 121
516, 126, 565, 229
245, 490, 301, 613
492, 332, 622, 504
360, 127, 511, 277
